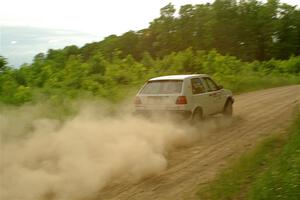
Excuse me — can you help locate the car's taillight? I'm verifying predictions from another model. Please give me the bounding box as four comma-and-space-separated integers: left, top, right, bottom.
134, 96, 142, 105
176, 96, 187, 104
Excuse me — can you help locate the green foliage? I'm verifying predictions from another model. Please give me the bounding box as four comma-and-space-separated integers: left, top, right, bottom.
0, 55, 8, 73
0, 50, 299, 105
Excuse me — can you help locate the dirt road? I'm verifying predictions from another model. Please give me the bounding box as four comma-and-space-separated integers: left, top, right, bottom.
97, 85, 300, 200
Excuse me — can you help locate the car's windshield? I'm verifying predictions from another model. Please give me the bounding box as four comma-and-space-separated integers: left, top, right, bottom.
140, 80, 183, 94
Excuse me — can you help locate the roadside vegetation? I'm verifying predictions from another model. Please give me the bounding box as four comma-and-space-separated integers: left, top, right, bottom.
1, 0, 300, 106
0, 50, 299, 106
197, 112, 300, 200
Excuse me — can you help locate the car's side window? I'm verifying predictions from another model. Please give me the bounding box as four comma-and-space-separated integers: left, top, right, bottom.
203, 77, 218, 92
191, 78, 205, 94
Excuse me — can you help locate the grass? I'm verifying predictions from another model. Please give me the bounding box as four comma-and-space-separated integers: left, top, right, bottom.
249, 113, 300, 200
197, 112, 300, 200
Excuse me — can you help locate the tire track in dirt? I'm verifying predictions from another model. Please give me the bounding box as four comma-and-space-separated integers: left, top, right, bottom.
96, 85, 300, 200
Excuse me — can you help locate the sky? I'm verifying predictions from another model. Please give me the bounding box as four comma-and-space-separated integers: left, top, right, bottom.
0, 0, 299, 66
0, 0, 215, 37
1, 0, 297, 37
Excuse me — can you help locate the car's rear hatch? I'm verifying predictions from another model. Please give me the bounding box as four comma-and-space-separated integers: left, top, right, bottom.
136, 80, 184, 110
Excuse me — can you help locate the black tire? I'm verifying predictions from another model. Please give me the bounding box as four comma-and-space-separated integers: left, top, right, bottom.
223, 99, 233, 117
191, 108, 204, 124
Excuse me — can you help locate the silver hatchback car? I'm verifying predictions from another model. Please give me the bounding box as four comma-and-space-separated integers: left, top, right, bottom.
134, 74, 234, 121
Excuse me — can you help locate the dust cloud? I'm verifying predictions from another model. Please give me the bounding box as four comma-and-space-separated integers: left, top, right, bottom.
1, 102, 215, 200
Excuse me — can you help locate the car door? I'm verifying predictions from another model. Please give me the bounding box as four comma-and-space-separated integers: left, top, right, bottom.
190, 78, 212, 116
207, 78, 228, 112
202, 77, 222, 114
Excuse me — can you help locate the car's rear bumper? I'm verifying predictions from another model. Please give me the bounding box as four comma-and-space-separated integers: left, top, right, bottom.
133, 109, 192, 119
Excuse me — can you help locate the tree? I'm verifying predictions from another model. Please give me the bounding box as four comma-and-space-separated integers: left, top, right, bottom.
212, 0, 239, 56
0, 55, 8, 73
273, 4, 300, 59
150, 3, 177, 57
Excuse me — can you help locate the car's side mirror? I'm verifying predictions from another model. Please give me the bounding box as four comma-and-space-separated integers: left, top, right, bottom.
218, 85, 223, 90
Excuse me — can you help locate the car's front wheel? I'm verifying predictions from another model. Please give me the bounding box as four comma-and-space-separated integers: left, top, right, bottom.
223, 99, 233, 117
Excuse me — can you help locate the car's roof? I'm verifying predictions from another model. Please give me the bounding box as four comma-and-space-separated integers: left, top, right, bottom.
149, 74, 208, 81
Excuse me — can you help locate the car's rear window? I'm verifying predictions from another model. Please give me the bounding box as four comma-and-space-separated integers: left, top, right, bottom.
140, 80, 183, 94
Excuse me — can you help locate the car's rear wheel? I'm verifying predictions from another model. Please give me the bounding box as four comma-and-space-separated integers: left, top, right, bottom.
191, 108, 204, 124
223, 99, 233, 117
